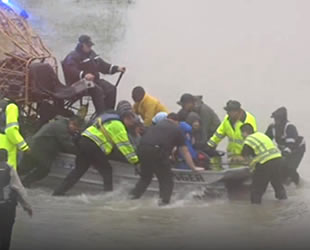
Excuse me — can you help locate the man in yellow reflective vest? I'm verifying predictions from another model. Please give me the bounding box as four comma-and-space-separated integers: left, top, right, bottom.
53, 111, 139, 196
0, 98, 29, 170
207, 100, 257, 156
238, 123, 287, 204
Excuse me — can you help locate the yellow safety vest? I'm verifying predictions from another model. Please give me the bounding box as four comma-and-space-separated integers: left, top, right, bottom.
208, 111, 257, 155
82, 120, 139, 165
243, 132, 282, 169
0, 102, 29, 169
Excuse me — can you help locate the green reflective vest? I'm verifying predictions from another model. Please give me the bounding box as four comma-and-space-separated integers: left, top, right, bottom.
208, 112, 257, 155
243, 132, 282, 169
82, 120, 139, 165
0, 100, 29, 169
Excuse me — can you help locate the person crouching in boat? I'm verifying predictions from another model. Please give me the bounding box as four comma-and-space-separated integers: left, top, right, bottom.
130, 113, 204, 205
206, 100, 257, 158
132, 86, 168, 127
18, 116, 84, 188
53, 111, 139, 196
177, 94, 220, 145
236, 123, 287, 204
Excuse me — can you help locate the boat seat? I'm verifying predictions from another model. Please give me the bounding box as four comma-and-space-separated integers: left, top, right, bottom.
29, 63, 94, 101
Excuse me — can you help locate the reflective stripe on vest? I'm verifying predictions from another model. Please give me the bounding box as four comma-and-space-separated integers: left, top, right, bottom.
82, 130, 106, 153
244, 132, 281, 168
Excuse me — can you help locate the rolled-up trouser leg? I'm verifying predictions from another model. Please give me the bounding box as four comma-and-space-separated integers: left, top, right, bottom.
154, 159, 174, 204
0, 203, 16, 250
251, 164, 270, 204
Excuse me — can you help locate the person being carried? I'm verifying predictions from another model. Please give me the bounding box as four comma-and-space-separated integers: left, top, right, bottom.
18, 116, 84, 188
62, 35, 126, 114
53, 111, 139, 196
237, 124, 287, 204
207, 100, 257, 157
132, 86, 168, 127
177, 94, 220, 145
266, 107, 306, 185
0, 149, 32, 250
130, 113, 204, 205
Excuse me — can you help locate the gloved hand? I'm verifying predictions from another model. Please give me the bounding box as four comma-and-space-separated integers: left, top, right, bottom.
204, 144, 220, 157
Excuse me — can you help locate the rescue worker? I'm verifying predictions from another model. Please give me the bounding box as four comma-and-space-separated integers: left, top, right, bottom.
177, 94, 220, 145
62, 35, 126, 113
116, 100, 145, 146
0, 96, 29, 170
132, 86, 168, 126
0, 149, 32, 250
266, 107, 305, 185
239, 124, 287, 204
53, 111, 139, 196
207, 100, 257, 156
130, 113, 204, 205
18, 116, 84, 188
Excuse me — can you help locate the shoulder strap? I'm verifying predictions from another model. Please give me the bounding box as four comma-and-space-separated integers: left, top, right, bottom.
100, 125, 115, 146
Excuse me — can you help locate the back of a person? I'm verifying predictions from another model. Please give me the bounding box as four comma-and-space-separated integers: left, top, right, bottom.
246, 132, 282, 164
140, 119, 180, 152
31, 118, 68, 162
136, 94, 168, 124
200, 103, 220, 131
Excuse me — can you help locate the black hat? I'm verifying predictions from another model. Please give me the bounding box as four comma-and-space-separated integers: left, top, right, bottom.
177, 93, 195, 106
271, 107, 287, 120
224, 100, 241, 112
78, 35, 94, 46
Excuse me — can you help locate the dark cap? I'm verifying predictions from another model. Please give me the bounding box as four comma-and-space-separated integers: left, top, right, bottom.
177, 93, 195, 106
224, 100, 241, 112
78, 35, 94, 46
271, 106, 287, 120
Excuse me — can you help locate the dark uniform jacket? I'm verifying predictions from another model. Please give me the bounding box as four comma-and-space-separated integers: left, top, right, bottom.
266, 122, 305, 154
62, 44, 119, 85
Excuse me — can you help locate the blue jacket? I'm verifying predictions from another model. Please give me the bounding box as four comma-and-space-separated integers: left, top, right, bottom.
179, 122, 198, 160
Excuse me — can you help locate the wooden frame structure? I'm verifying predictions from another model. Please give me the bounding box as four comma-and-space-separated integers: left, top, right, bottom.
0, 2, 57, 113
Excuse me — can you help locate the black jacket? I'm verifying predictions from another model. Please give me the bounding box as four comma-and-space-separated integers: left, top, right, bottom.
266, 121, 305, 154
62, 44, 119, 85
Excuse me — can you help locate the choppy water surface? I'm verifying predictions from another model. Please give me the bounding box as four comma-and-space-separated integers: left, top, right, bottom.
11, 0, 310, 249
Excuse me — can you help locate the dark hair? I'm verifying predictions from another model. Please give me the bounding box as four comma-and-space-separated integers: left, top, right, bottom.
167, 112, 180, 122
0, 149, 8, 162
132, 86, 145, 102
241, 123, 254, 134
121, 111, 136, 120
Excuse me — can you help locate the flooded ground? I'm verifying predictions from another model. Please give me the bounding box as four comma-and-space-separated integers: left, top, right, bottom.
11, 0, 310, 249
